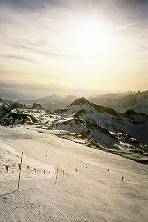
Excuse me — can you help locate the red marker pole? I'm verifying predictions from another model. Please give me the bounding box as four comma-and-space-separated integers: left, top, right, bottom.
5, 165, 9, 173
57, 166, 59, 174
17, 152, 23, 190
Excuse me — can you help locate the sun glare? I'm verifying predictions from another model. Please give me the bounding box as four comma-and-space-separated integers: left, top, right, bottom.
66, 17, 115, 57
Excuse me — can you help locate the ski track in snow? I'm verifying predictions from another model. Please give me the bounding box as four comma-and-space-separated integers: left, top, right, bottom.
0, 125, 148, 222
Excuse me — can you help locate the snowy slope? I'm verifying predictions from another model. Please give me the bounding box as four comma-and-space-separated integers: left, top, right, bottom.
0, 126, 148, 222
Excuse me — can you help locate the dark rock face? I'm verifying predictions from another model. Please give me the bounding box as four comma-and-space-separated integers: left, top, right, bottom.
0, 102, 37, 126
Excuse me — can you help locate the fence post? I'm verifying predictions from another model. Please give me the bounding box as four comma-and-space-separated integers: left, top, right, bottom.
17, 152, 23, 190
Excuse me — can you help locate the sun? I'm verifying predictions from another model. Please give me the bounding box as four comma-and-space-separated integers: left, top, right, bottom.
66, 17, 115, 57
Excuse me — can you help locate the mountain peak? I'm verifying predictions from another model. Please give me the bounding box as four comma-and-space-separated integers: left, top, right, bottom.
71, 97, 89, 106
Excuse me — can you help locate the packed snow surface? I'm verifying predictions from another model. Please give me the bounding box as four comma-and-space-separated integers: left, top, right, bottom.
0, 126, 148, 222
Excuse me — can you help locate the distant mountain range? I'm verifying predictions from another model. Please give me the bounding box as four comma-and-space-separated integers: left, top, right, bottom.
0, 89, 148, 116
18, 94, 78, 111
90, 90, 148, 114
16, 90, 148, 114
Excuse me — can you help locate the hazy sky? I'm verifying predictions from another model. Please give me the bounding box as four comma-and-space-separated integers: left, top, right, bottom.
0, 0, 148, 95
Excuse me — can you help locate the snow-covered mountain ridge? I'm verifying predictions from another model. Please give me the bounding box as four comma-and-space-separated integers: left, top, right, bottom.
54, 98, 148, 159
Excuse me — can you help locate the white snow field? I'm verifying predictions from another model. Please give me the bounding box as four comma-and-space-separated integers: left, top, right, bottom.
0, 125, 148, 222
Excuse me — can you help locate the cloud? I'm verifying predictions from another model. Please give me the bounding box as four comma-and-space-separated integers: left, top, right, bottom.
8, 43, 83, 59
0, 54, 34, 63
118, 0, 147, 6
0, 0, 60, 9
0, 80, 60, 91
0, 0, 147, 9
110, 21, 141, 32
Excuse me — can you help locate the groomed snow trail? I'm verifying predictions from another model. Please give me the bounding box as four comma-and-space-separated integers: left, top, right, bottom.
0, 126, 148, 222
